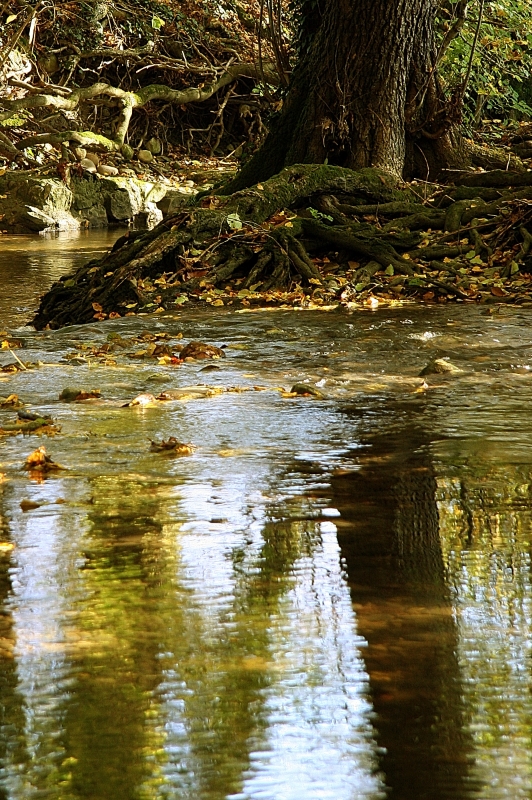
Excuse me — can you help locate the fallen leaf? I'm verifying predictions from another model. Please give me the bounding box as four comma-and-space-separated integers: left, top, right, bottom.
149, 437, 195, 455
20, 499, 41, 511
23, 447, 65, 472
60, 388, 101, 402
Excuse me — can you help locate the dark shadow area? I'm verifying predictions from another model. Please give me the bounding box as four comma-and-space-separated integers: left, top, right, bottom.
331, 425, 479, 800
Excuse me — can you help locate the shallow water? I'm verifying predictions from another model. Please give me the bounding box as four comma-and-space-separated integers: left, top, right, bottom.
0, 230, 120, 328
0, 235, 532, 798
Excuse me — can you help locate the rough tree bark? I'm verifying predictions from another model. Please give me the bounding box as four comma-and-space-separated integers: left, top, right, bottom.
226, 0, 462, 192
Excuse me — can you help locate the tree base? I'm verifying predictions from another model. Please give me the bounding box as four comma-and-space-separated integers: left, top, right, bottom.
32, 164, 532, 329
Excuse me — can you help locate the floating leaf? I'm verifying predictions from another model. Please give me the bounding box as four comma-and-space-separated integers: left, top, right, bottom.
20, 499, 41, 512
150, 437, 195, 455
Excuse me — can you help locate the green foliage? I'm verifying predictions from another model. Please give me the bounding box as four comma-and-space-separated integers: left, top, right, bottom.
308, 207, 333, 222
438, 0, 532, 125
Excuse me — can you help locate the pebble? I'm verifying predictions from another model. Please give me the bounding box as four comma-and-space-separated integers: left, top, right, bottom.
146, 137, 162, 155
85, 152, 100, 167
97, 164, 119, 176
80, 158, 97, 173
138, 149, 153, 164
419, 358, 463, 376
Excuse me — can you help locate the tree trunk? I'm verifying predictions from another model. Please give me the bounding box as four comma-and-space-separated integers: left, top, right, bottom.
226, 0, 460, 193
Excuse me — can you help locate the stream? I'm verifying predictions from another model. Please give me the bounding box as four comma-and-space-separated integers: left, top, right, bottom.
0, 231, 532, 799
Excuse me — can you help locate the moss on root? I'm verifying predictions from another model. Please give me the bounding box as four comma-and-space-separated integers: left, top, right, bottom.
32, 165, 532, 328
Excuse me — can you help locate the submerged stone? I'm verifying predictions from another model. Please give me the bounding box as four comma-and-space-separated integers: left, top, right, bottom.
419, 358, 464, 376
290, 383, 325, 398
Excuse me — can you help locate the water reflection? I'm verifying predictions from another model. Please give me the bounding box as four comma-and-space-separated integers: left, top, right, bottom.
2, 273, 532, 797
332, 426, 476, 800
0, 230, 120, 329
0, 449, 384, 799
437, 456, 532, 800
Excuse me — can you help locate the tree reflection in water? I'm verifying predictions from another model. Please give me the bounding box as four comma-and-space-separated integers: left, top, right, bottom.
332, 426, 478, 800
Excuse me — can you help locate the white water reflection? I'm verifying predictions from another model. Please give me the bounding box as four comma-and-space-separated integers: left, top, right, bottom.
159, 475, 384, 799
240, 522, 384, 800
1, 481, 88, 797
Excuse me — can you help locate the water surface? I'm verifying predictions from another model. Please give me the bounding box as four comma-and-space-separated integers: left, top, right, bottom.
0, 236, 531, 799
0, 230, 120, 328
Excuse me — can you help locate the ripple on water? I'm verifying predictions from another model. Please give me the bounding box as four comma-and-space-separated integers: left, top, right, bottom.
2, 242, 532, 798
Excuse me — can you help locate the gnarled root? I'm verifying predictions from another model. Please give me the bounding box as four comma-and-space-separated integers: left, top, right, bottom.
32, 165, 532, 329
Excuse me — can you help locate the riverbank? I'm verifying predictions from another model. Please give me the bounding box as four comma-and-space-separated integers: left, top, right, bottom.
29, 163, 532, 329
0, 162, 236, 233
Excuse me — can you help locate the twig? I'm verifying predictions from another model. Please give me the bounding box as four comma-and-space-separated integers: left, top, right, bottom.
459, 0, 485, 103
8, 349, 27, 371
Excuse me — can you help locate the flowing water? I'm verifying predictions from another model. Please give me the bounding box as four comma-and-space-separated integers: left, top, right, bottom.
0, 232, 532, 799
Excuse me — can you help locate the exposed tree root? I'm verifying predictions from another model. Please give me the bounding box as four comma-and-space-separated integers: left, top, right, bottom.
1, 63, 280, 149
32, 166, 532, 329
